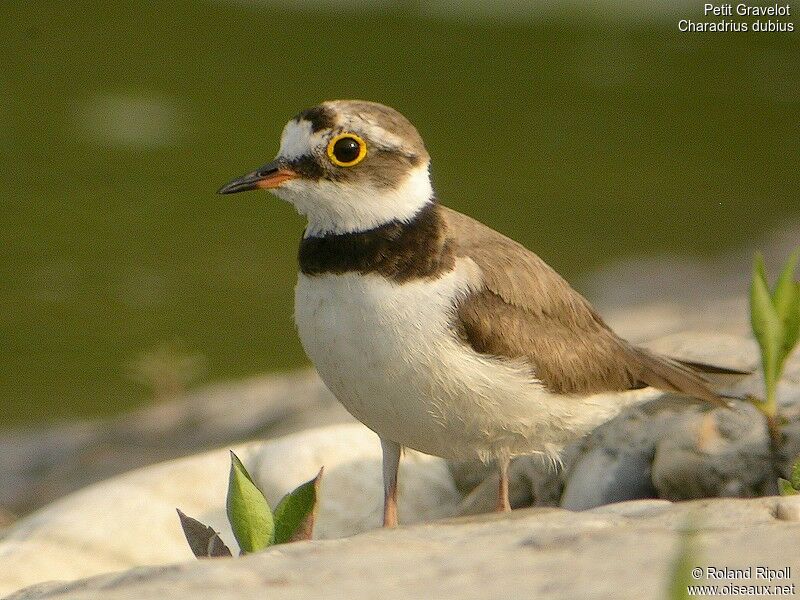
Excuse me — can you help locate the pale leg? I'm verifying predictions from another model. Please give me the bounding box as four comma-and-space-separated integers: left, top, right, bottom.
381, 438, 401, 527
496, 456, 511, 512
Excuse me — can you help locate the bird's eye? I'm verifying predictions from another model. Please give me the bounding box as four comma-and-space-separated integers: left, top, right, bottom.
327, 133, 367, 167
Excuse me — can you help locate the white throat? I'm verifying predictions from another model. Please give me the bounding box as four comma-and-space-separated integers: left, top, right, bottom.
273, 162, 434, 237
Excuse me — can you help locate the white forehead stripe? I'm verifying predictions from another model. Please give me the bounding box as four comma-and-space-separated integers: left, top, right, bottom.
279, 119, 320, 159
279, 114, 407, 161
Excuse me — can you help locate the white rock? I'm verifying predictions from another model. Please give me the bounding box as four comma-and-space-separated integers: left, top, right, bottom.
0, 424, 460, 597
587, 498, 672, 517
775, 496, 800, 522
6, 498, 800, 600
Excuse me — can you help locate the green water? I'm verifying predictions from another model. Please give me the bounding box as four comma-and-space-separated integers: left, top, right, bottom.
2, 2, 798, 425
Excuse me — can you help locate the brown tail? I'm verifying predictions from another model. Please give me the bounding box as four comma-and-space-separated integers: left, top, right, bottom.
629, 348, 749, 407
675, 359, 751, 376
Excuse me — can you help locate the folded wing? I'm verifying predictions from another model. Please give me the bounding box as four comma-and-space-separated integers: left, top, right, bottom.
442, 206, 744, 405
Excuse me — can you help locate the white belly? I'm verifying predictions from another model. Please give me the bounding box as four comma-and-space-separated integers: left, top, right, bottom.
294, 263, 659, 461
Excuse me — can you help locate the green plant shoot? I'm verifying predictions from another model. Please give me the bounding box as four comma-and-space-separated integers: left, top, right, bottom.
273, 468, 323, 544
749, 249, 800, 419
179, 453, 322, 557
667, 517, 699, 600
227, 451, 274, 553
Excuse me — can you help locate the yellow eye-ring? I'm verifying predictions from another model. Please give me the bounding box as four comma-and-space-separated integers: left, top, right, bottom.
327, 133, 367, 167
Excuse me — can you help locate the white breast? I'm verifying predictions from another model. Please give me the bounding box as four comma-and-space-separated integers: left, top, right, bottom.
294, 261, 661, 462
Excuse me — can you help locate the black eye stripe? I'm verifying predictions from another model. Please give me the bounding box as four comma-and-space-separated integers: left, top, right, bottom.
288, 156, 325, 179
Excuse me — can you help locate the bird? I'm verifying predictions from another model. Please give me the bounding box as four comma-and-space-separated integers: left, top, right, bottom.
218, 100, 745, 527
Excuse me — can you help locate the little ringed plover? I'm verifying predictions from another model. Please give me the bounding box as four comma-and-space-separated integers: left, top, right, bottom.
219, 100, 744, 526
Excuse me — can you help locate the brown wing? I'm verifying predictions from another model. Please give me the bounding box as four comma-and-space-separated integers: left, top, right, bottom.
441, 206, 731, 405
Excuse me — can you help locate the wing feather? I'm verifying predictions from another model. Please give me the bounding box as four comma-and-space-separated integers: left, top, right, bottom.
442, 206, 732, 405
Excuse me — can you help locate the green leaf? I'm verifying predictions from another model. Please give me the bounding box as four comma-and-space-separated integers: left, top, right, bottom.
176, 508, 233, 558
772, 248, 799, 319
778, 478, 800, 496
773, 249, 800, 360
782, 281, 800, 357
226, 451, 274, 553
750, 253, 785, 410
750, 255, 776, 348
791, 460, 800, 491
273, 468, 323, 544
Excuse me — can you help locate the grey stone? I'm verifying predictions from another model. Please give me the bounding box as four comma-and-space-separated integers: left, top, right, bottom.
561, 446, 656, 510
5, 498, 799, 600
651, 403, 777, 501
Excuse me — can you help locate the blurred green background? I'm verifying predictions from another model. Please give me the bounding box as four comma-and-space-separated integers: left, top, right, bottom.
2, 1, 798, 426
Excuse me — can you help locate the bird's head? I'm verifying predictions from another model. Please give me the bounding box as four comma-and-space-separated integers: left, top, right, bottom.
218, 100, 433, 236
